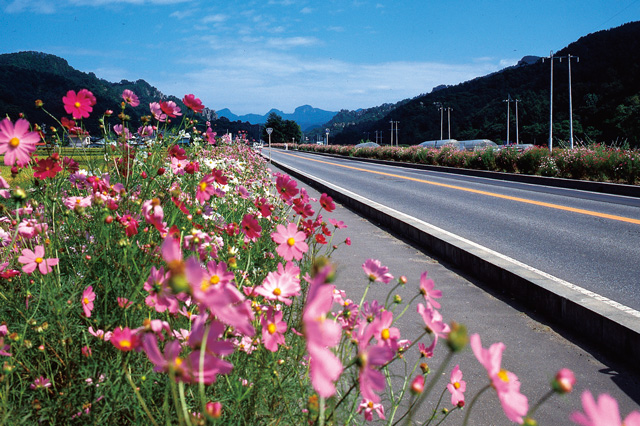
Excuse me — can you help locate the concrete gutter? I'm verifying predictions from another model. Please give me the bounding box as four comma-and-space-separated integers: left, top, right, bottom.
269, 156, 640, 370
290, 149, 640, 198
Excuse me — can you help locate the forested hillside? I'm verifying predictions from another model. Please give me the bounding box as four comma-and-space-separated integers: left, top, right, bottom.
327, 21, 640, 147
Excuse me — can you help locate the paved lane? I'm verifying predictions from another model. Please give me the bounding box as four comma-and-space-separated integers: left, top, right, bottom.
269, 149, 640, 311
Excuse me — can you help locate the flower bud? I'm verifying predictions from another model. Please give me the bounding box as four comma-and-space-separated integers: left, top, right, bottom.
410, 375, 425, 395
35, 99, 44, 108
205, 401, 222, 419
552, 368, 575, 394
523, 417, 538, 426
446, 322, 468, 353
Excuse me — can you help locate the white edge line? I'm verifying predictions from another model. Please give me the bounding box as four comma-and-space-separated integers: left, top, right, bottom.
280, 162, 640, 320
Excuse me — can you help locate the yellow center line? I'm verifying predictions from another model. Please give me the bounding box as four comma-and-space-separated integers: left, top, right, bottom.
280, 151, 640, 225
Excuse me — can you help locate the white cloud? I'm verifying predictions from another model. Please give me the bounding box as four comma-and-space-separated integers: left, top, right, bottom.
4, 0, 56, 13
156, 50, 511, 115
266, 36, 320, 49
300, 7, 313, 14
202, 14, 227, 24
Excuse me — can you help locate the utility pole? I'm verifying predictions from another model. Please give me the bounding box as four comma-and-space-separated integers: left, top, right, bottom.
503, 95, 514, 144
514, 99, 520, 144
433, 102, 444, 140
567, 54, 579, 149
446, 108, 452, 140
394, 121, 399, 146
389, 120, 394, 146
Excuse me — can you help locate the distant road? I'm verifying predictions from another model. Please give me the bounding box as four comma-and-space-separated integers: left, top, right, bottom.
269, 149, 640, 311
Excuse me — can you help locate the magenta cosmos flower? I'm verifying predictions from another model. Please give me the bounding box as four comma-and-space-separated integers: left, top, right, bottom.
0, 118, 40, 166
571, 391, 640, 426
18, 245, 59, 275
272, 222, 308, 261
63, 89, 96, 119
470, 333, 528, 424
241, 214, 261, 242
419, 270, 442, 309
122, 89, 140, 107
362, 259, 394, 284
81, 286, 96, 318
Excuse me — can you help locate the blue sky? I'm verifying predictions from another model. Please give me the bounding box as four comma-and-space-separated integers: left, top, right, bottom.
1, 0, 639, 115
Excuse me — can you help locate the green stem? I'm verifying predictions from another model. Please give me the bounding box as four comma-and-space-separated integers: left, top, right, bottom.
424, 387, 448, 426
125, 369, 160, 426
527, 389, 554, 418
462, 384, 491, 426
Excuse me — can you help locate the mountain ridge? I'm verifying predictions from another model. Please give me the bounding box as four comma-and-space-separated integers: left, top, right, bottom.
217, 105, 338, 132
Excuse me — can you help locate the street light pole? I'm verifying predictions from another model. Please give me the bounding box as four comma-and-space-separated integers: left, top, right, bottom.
266, 127, 273, 162
515, 99, 520, 145
389, 120, 394, 146
433, 102, 444, 140
446, 108, 452, 140
325, 128, 330, 145
503, 96, 512, 144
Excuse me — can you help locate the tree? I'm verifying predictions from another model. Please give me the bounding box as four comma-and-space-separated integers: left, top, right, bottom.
262, 112, 302, 143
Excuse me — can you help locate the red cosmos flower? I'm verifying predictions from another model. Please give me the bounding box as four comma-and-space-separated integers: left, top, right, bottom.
183, 94, 205, 113
63, 89, 96, 119
33, 158, 63, 180
63, 156, 79, 173
160, 100, 182, 118
241, 214, 261, 242
60, 117, 76, 129
319, 193, 335, 212
168, 144, 187, 160
118, 213, 140, 237
275, 174, 299, 202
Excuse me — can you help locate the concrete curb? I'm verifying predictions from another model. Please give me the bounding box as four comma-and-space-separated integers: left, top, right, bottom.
287, 149, 640, 198
269, 157, 640, 370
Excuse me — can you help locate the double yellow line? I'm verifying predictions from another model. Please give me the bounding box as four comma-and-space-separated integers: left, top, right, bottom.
281, 152, 640, 226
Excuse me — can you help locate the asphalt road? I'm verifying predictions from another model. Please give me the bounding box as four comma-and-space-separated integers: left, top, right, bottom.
268, 149, 640, 312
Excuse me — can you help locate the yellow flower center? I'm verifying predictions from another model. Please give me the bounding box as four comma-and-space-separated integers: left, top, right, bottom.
454, 382, 461, 389
83, 297, 90, 305
199, 182, 208, 191
367, 401, 374, 409
75, 199, 81, 204
74, 101, 81, 108
497, 369, 510, 383
210, 275, 220, 285
174, 357, 183, 367
9, 137, 20, 148
287, 237, 296, 247
119, 339, 131, 349
381, 328, 390, 340
267, 323, 277, 335
35, 257, 43, 264
273, 288, 282, 296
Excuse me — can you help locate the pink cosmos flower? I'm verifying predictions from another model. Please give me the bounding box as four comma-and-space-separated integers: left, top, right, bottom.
0, 118, 40, 166
170, 156, 187, 175
122, 89, 140, 107
117, 297, 133, 308
110, 327, 139, 352
88, 327, 112, 341
63, 196, 92, 210
261, 307, 287, 352
362, 259, 394, 284
0, 336, 12, 357
113, 124, 132, 140
205, 127, 217, 144
196, 174, 218, 204
419, 270, 442, 309
63, 89, 96, 119
370, 310, 400, 351
18, 245, 59, 275
355, 320, 395, 403
30, 376, 52, 390
570, 391, 640, 426
447, 365, 466, 406
0, 176, 9, 199
254, 262, 301, 305
138, 125, 154, 137
303, 265, 343, 398
272, 222, 308, 261
240, 214, 261, 242
357, 399, 386, 421
117, 213, 139, 237
81, 286, 96, 318
470, 333, 528, 424
149, 102, 167, 122
183, 94, 204, 113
